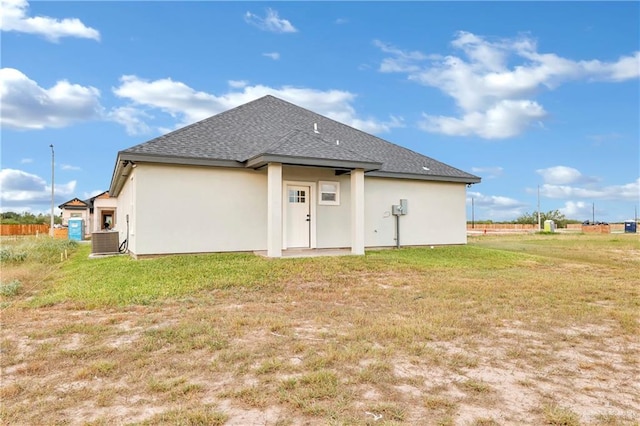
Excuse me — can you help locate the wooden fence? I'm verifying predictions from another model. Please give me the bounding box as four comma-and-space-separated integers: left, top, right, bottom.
0, 224, 50, 236
467, 223, 628, 234
467, 224, 537, 231
567, 223, 625, 233
54, 228, 68, 239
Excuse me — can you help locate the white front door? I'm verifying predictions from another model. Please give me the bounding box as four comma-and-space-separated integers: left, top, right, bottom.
286, 185, 310, 248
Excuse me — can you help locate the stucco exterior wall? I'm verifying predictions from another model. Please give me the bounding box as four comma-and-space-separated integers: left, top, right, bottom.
364, 177, 468, 247
133, 164, 268, 255
117, 163, 468, 256
61, 208, 89, 227
93, 196, 119, 233
115, 169, 136, 254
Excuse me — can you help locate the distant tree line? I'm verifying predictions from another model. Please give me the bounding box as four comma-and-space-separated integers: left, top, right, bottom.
0, 211, 62, 225
470, 210, 582, 228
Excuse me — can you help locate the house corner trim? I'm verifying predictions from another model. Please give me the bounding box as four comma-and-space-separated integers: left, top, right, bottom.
267, 163, 283, 257
351, 168, 365, 255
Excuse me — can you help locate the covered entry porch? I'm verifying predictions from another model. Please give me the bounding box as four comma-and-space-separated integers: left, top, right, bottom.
248, 157, 380, 258
266, 162, 366, 258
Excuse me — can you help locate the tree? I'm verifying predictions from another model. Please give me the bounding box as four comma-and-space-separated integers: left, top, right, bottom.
0, 211, 62, 225
514, 210, 569, 228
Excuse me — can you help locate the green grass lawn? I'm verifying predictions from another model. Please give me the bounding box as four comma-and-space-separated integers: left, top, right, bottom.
31, 242, 531, 308
1, 233, 638, 425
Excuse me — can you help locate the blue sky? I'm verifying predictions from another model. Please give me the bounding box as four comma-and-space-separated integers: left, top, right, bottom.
1, 1, 638, 222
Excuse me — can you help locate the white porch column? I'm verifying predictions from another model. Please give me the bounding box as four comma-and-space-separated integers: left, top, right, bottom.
350, 168, 365, 255
267, 162, 283, 258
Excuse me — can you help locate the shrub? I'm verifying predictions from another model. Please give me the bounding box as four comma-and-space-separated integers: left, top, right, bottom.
0, 280, 22, 297
0, 238, 77, 265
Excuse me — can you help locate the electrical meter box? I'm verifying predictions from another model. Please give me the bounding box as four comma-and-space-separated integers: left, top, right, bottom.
400, 199, 408, 215
392, 199, 408, 216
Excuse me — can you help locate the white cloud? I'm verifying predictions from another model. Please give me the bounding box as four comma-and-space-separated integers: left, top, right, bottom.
244, 8, 297, 33
467, 190, 529, 221
108, 106, 152, 136
0, 0, 100, 42
538, 178, 639, 201
587, 132, 623, 144
83, 189, 106, 199
559, 201, 591, 219
113, 75, 220, 127
471, 166, 503, 179
420, 99, 545, 139
0, 68, 102, 130
20, 158, 33, 164
616, 178, 640, 201
61, 164, 81, 171
112, 75, 404, 135
228, 80, 248, 89
534, 166, 638, 204
263, 52, 280, 60
335, 18, 348, 25
0, 168, 75, 207
373, 40, 429, 73
540, 184, 603, 199
375, 32, 640, 139
536, 166, 597, 185
469, 191, 526, 209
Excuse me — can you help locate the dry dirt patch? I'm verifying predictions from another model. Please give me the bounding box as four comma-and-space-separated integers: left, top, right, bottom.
2, 297, 638, 425
2, 235, 639, 424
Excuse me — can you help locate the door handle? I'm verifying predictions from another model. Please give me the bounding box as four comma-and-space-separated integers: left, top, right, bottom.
306, 214, 310, 222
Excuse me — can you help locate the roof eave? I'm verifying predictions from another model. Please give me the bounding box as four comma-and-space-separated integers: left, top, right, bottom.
108, 152, 244, 197
246, 154, 382, 172
365, 170, 481, 184
108, 153, 132, 197
58, 205, 88, 210
119, 152, 243, 168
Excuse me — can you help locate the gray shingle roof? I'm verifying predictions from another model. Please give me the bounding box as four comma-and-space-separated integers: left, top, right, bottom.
252, 129, 380, 165
118, 95, 480, 183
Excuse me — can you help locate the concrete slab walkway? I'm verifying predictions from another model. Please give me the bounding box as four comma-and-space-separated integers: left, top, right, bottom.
254, 248, 355, 258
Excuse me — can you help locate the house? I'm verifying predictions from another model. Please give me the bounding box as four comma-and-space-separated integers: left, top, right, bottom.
90, 191, 118, 232
59, 191, 118, 236
59, 197, 90, 229
108, 95, 480, 258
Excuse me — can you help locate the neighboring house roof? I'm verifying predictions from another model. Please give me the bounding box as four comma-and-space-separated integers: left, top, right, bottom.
110, 95, 480, 195
60, 192, 113, 212
58, 198, 89, 210
87, 191, 110, 204
75, 191, 109, 213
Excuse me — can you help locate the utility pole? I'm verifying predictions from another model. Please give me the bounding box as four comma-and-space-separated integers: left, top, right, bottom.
592, 202, 595, 224
50, 144, 55, 237
471, 197, 475, 229
537, 185, 541, 231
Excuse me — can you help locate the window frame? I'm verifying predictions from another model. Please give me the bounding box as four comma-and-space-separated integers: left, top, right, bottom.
318, 181, 340, 206
288, 189, 307, 204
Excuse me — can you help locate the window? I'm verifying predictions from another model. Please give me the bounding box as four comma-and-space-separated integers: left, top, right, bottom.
318, 181, 340, 205
70, 213, 82, 218
288, 189, 306, 203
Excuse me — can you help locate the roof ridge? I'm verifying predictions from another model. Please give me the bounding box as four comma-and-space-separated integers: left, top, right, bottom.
313, 132, 379, 163
258, 128, 301, 155
254, 128, 379, 164
262, 96, 476, 173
